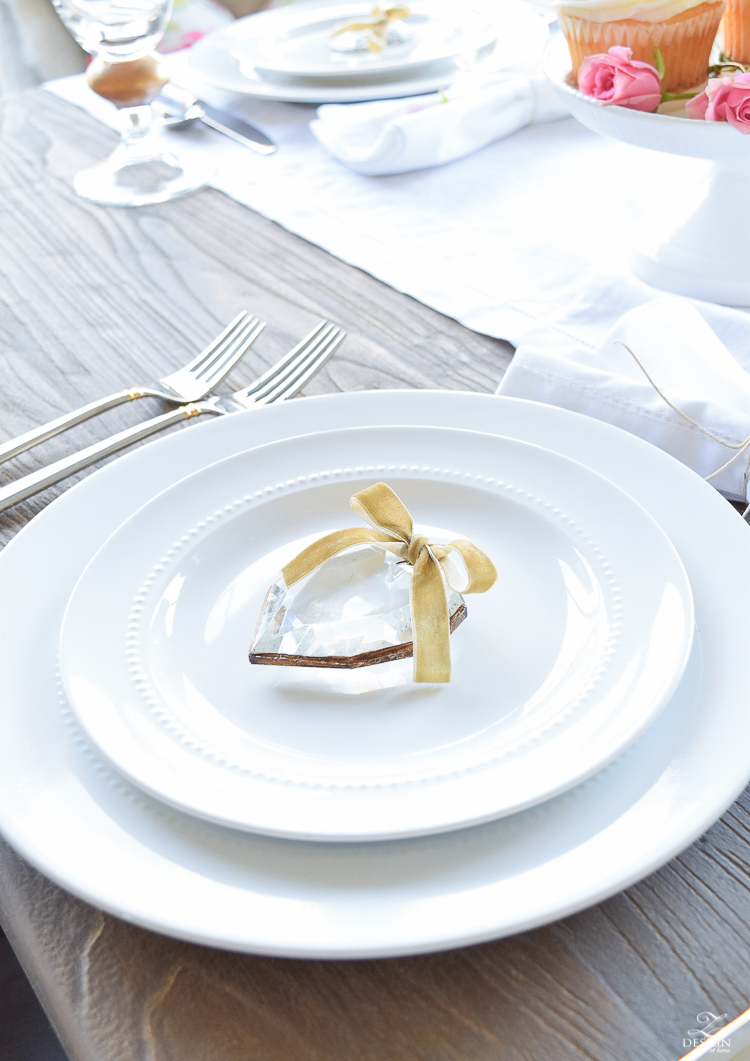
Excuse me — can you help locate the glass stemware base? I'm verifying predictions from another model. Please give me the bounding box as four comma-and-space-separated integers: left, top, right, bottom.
74, 102, 214, 207
74, 147, 215, 207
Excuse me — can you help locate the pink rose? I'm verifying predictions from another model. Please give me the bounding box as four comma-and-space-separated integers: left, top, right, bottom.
685, 87, 709, 119
578, 45, 662, 113
179, 30, 205, 48
686, 72, 750, 132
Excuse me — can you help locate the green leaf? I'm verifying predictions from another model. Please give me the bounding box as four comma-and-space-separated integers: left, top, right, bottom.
708, 59, 750, 77
652, 41, 666, 79
661, 90, 701, 102
646, 32, 666, 78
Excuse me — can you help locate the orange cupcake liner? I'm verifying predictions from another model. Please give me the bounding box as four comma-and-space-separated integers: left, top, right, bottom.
721, 0, 750, 64
559, 0, 725, 92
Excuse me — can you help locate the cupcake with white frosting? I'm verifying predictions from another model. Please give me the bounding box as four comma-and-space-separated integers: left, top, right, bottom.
557, 0, 726, 91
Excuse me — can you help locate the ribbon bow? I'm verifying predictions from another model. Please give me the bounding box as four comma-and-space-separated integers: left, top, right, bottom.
331, 6, 411, 53
281, 483, 497, 683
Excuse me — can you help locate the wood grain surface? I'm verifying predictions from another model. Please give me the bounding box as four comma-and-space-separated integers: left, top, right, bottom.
0, 88, 748, 1061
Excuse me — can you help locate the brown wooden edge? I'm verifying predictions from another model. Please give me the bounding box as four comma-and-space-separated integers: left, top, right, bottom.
249, 602, 467, 669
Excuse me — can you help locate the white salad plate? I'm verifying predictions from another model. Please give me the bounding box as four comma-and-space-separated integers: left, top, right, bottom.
59, 426, 692, 842
239, 0, 497, 81
1, 392, 749, 958
189, 0, 546, 102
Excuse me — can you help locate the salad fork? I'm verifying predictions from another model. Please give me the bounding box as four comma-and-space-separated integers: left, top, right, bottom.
0, 311, 264, 466
0, 321, 345, 514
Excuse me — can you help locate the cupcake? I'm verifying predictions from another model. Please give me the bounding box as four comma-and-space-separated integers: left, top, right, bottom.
721, 0, 750, 64
557, 0, 726, 92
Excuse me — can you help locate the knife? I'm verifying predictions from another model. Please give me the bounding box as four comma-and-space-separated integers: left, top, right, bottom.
198, 101, 277, 155
155, 85, 277, 156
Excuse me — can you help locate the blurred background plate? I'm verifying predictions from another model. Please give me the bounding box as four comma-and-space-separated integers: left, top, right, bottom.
243, 0, 497, 81
189, 0, 547, 102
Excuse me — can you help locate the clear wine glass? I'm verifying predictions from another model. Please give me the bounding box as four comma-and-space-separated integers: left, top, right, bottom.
52, 0, 214, 206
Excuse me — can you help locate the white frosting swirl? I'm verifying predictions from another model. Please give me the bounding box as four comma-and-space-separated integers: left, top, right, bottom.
556, 0, 713, 22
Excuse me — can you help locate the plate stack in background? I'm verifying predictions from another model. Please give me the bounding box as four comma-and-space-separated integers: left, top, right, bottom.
188, 0, 548, 102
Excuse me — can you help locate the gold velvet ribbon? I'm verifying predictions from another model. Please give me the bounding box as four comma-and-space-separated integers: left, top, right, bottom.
331, 6, 411, 53
281, 483, 497, 683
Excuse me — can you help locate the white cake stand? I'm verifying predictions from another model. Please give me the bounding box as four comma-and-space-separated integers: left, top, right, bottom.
545, 32, 750, 306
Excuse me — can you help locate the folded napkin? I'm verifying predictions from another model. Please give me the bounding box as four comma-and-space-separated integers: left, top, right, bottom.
498, 297, 750, 502
309, 73, 570, 175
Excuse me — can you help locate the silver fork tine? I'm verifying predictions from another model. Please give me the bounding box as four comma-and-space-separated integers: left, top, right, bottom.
200, 318, 265, 387
241, 321, 333, 398
256, 328, 343, 405
0, 324, 346, 514
246, 324, 340, 404
272, 329, 345, 402
182, 310, 249, 375
186, 315, 260, 384
254, 328, 345, 406
0, 311, 261, 465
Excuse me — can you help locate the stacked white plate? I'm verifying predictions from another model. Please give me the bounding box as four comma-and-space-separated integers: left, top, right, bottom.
188, 0, 548, 103
2, 391, 750, 958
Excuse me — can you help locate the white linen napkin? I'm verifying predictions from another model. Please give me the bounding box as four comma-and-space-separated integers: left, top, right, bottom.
498, 297, 750, 501
309, 73, 570, 175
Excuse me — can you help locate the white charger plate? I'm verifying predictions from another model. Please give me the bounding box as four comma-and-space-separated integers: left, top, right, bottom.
188, 0, 546, 102
0, 392, 748, 957
241, 0, 497, 81
59, 426, 692, 841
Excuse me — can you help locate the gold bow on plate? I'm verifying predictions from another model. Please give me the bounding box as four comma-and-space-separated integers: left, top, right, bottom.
282, 482, 497, 683
331, 6, 411, 53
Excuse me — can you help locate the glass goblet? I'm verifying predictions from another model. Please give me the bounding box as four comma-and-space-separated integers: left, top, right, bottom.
52, 0, 214, 206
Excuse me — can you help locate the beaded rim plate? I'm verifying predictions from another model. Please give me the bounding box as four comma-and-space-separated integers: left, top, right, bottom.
59, 425, 692, 842
1, 392, 748, 956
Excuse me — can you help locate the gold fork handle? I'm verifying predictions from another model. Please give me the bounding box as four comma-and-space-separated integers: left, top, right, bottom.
0, 404, 220, 514
0, 387, 169, 465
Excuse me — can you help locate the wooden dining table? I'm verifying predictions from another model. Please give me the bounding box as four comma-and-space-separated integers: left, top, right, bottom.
1, 84, 749, 1061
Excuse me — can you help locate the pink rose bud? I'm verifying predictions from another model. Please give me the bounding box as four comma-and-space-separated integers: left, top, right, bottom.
578, 45, 662, 113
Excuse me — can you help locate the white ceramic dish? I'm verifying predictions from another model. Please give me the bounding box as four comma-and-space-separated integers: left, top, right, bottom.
241, 0, 497, 81
544, 32, 750, 305
190, 33, 463, 102
59, 426, 692, 842
0, 392, 748, 957
189, 0, 546, 102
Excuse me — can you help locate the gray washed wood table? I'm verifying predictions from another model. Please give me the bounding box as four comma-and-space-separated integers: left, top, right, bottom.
1, 86, 749, 1061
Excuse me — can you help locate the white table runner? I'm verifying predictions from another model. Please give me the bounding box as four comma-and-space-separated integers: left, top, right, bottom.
46, 60, 750, 369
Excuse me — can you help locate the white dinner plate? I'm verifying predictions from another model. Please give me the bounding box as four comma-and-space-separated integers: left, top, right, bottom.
0, 392, 748, 957
188, 0, 547, 102
59, 426, 692, 841
239, 0, 497, 81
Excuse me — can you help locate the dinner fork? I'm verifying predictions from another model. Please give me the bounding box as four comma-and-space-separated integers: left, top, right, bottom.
0, 311, 264, 466
0, 321, 345, 514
